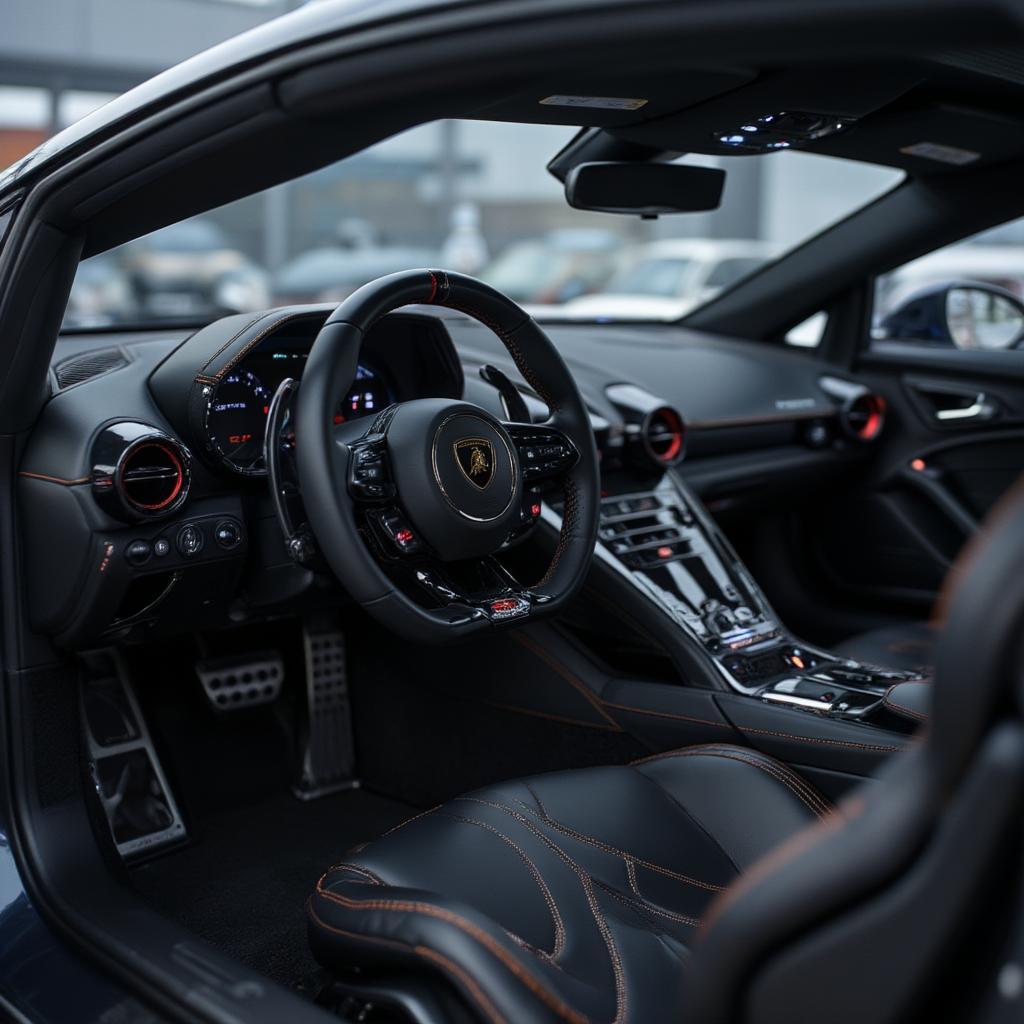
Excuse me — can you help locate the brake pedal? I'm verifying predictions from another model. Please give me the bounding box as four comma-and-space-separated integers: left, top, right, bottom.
293, 620, 358, 800
196, 652, 284, 711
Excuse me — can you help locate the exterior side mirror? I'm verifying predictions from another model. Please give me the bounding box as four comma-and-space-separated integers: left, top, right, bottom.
879, 280, 1024, 350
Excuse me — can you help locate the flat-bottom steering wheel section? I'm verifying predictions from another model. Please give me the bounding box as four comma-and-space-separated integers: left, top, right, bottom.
292, 269, 599, 642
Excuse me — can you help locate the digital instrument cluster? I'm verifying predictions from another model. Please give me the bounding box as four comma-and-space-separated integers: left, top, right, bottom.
204, 345, 392, 475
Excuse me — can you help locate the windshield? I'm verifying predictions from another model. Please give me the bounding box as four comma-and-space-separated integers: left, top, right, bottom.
59, 119, 902, 329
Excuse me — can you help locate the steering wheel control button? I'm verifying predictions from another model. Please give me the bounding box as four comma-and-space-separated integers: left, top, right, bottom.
176, 523, 204, 557
374, 509, 421, 555
348, 438, 395, 502
507, 425, 579, 481
153, 538, 170, 557
214, 520, 242, 550
125, 539, 152, 565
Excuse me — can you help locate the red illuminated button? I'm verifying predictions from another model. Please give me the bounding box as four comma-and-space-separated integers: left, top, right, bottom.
530, 502, 542, 518
657, 545, 674, 559
491, 598, 519, 612
395, 527, 415, 546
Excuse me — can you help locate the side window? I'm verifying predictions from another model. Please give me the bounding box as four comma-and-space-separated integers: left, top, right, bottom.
873, 216, 1024, 351
786, 310, 827, 348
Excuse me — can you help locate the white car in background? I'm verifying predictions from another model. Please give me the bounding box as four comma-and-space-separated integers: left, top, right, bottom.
555, 238, 779, 320
875, 243, 1024, 321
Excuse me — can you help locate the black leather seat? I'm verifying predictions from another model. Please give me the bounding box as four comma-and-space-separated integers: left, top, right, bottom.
833, 620, 937, 676
309, 744, 826, 1022
309, 483, 1024, 1024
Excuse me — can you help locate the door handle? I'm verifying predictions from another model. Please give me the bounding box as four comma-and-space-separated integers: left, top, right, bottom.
934, 392, 991, 421
904, 377, 1000, 425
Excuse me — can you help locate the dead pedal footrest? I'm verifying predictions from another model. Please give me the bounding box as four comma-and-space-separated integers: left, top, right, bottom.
196, 652, 284, 711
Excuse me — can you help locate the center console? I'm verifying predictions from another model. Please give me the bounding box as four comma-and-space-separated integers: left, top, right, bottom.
556, 469, 925, 723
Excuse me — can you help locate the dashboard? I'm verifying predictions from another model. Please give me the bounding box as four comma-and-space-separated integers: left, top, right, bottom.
21, 305, 879, 649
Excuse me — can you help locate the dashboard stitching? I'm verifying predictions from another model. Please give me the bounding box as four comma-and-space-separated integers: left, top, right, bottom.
18, 470, 90, 486
196, 312, 266, 377
195, 311, 315, 385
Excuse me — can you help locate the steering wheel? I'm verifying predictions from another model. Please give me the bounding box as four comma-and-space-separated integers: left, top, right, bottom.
292, 269, 600, 643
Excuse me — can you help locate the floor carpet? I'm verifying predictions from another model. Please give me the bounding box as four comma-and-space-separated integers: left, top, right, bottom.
130, 787, 414, 990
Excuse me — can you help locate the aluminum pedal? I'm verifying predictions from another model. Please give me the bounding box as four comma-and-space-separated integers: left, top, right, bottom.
196, 652, 284, 711
293, 621, 357, 799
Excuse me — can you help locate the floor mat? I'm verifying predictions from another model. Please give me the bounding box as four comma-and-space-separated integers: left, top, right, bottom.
130, 787, 414, 989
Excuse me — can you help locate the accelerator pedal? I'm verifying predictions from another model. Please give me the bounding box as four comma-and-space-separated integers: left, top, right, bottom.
293, 619, 358, 800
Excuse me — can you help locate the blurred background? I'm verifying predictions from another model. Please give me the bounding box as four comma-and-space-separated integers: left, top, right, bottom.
5, 0, 1024, 334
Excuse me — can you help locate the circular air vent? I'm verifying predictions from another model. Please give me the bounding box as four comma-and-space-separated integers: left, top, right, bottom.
118, 437, 189, 517
642, 406, 686, 466
841, 393, 886, 442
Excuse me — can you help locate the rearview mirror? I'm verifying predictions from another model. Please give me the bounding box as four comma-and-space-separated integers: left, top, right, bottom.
879, 281, 1024, 350
564, 161, 725, 216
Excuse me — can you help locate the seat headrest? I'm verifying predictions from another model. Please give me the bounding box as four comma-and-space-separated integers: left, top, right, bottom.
929, 474, 1024, 790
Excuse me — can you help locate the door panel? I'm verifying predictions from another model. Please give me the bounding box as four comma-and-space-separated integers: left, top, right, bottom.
806, 342, 1024, 612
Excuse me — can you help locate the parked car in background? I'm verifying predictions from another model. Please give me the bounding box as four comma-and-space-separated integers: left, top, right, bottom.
63, 252, 138, 328
558, 237, 778, 319
273, 244, 439, 304
479, 228, 621, 305
121, 217, 270, 319
875, 243, 1024, 325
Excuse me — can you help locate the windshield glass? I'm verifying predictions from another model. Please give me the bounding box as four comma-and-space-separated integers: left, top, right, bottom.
61, 119, 902, 329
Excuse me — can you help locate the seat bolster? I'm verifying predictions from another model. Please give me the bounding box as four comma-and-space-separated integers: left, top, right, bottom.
308, 872, 584, 1024
633, 744, 830, 870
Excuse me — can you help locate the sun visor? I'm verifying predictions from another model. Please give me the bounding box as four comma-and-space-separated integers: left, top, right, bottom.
812, 101, 1024, 174
465, 67, 755, 127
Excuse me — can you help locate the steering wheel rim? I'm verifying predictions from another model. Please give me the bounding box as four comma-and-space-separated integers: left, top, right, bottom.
293, 269, 600, 643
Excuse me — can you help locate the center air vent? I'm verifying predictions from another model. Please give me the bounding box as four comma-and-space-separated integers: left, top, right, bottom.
841, 392, 886, 442
643, 406, 686, 465
605, 384, 688, 473
819, 376, 887, 444
120, 440, 187, 515
54, 347, 127, 389
91, 424, 191, 521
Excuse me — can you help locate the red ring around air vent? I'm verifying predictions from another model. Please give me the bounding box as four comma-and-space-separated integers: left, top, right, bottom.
118, 440, 187, 515
844, 393, 886, 442
643, 406, 686, 465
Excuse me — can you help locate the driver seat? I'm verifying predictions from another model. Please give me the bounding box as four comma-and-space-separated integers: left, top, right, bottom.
308, 483, 1024, 1024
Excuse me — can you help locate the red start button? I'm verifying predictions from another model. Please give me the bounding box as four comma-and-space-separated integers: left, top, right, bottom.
490, 598, 521, 613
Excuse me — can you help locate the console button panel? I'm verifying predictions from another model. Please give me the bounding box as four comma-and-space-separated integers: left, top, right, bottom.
570, 473, 926, 721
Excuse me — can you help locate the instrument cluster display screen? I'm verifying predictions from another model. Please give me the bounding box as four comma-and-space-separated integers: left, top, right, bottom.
204, 338, 392, 475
